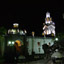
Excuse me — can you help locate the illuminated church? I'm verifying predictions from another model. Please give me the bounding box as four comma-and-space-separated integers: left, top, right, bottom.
0, 12, 56, 57
6, 12, 55, 55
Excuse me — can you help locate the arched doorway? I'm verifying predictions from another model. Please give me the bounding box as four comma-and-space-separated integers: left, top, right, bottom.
14, 40, 23, 53
14, 39, 29, 60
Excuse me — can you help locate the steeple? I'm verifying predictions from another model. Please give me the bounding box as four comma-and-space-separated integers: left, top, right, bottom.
46, 12, 50, 18
42, 12, 55, 36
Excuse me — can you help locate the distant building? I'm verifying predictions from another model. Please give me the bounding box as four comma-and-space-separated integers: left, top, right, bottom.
42, 12, 55, 36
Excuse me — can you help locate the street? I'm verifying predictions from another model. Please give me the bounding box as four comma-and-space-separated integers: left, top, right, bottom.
17, 59, 53, 64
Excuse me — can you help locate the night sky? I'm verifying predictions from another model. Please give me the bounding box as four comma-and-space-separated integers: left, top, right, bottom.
1, 3, 64, 35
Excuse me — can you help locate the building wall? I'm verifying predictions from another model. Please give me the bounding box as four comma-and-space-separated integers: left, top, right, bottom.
0, 35, 55, 56
27, 36, 54, 55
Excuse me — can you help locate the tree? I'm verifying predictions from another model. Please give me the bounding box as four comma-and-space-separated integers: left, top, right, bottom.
0, 27, 7, 36
54, 33, 64, 53
0, 27, 7, 56
56, 33, 64, 41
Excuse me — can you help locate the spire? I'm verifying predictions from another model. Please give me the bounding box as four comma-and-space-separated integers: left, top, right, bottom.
46, 12, 50, 18
42, 12, 55, 36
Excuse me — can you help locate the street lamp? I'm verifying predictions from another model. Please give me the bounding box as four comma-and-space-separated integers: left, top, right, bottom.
55, 38, 58, 41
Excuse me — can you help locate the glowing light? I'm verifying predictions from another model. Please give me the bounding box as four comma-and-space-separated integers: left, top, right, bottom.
13, 23, 19, 28
12, 29, 16, 34
21, 31, 23, 34
8, 41, 11, 44
8, 29, 17, 34
12, 41, 15, 44
46, 12, 50, 18
24, 30, 27, 34
55, 38, 58, 41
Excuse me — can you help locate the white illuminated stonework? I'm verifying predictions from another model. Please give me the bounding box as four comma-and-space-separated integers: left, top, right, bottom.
13, 23, 19, 28
42, 12, 55, 36
46, 12, 50, 18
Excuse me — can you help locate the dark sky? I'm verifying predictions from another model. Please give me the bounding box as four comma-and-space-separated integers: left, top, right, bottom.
1, 3, 64, 35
